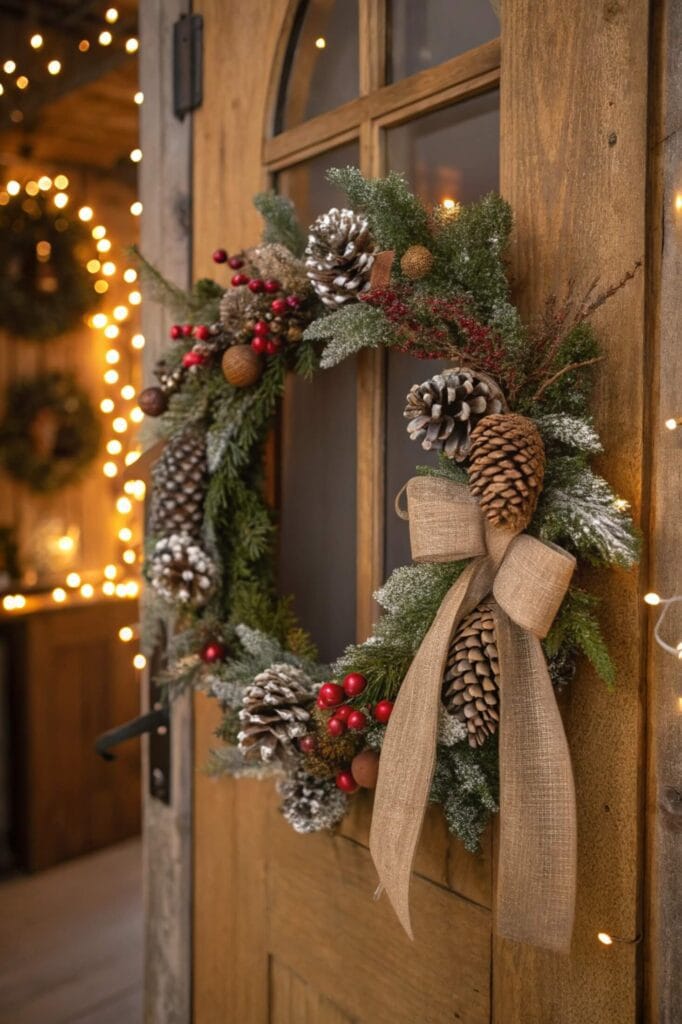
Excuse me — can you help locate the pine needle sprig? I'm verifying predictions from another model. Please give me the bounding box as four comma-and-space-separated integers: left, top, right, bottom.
326, 166, 432, 254
253, 192, 307, 258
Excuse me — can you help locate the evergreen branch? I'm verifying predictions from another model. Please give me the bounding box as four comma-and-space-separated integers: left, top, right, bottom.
253, 192, 307, 257
532, 356, 605, 402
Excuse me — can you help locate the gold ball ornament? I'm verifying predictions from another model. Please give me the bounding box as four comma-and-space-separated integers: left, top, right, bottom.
400, 244, 434, 280
221, 345, 263, 388
351, 748, 380, 789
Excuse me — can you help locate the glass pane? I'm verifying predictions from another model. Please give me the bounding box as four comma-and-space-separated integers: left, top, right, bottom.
383, 92, 500, 574
277, 143, 360, 661
276, 0, 359, 133
388, 0, 499, 82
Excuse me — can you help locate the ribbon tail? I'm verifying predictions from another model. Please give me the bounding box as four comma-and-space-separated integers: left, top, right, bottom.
369, 558, 495, 938
494, 610, 577, 953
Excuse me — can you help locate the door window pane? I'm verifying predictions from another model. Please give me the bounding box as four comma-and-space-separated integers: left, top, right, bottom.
388, 0, 500, 83
276, 0, 359, 134
383, 92, 500, 574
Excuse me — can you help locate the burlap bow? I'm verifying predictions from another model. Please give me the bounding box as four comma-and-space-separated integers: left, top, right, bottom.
369, 475, 577, 953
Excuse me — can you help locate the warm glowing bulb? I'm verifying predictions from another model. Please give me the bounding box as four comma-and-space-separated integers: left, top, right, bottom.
104, 369, 119, 384
119, 626, 133, 642
66, 572, 81, 588
123, 268, 137, 283
92, 224, 106, 239
3, 60, 16, 74
104, 324, 119, 339
103, 461, 118, 477
105, 7, 119, 23
131, 333, 145, 349
125, 37, 139, 53
87, 259, 101, 274
121, 385, 135, 400
597, 932, 613, 946
133, 654, 146, 670
676, 194, 682, 212
30, 33, 43, 48
134, 91, 144, 105
94, 280, 109, 294
0, 85, 4, 97
112, 417, 127, 433
25, 181, 39, 196
96, 238, 112, 253
37, 175, 52, 190
78, 39, 90, 52
80, 583, 95, 599
57, 535, 75, 553
117, 496, 133, 514
130, 148, 142, 163
99, 30, 112, 46
125, 450, 141, 466
6, 180, 20, 196
105, 348, 120, 364
52, 587, 67, 603
54, 192, 68, 208
644, 592, 661, 606
118, 527, 133, 542
92, 312, 107, 328
107, 439, 122, 455
126, 581, 139, 598
2, 596, 15, 610
315, 36, 326, 48
665, 418, 679, 431
16, 75, 29, 89
78, 205, 93, 222
54, 174, 68, 189
102, 581, 116, 595
100, 398, 114, 413
442, 197, 459, 212
130, 407, 144, 424
130, 201, 143, 216
122, 549, 136, 565
47, 60, 61, 75
115, 583, 128, 597
101, 261, 116, 276
132, 480, 146, 500
104, 564, 117, 580
113, 305, 128, 321
128, 290, 142, 305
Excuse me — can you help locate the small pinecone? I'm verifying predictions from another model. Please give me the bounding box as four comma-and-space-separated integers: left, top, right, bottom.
442, 601, 500, 749
278, 766, 348, 834
150, 430, 207, 536
148, 533, 216, 606
219, 285, 257, 343
404, 368, 507, 461
302, 706, 363, 779
237, 664, 314, 764
305, 208, 377, 308
250, 242, 312, 297
467, 413, 546, 530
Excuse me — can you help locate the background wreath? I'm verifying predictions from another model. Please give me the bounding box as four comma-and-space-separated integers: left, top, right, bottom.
0, 192, 98, 342
0, 371, 101, 492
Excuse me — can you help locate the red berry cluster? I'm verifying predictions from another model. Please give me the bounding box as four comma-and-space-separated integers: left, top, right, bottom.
168, 322, 220, 369
231, 273, 303, 358
212, 248, 246, 271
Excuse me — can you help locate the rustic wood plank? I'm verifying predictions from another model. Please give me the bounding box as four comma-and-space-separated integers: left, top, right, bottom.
270, 960, 356, 1024
495, 2, 648, 1020
645, 0, 682, 1020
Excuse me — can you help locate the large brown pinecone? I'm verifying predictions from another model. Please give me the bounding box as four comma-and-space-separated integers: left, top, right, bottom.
150, 430, 207, 536
442, 601, 500, 748
467, 413, 545, 530
305, 208, 377, 308
148, 533, 216, 607
404, 368, 506, 462
237, 664, 314, 764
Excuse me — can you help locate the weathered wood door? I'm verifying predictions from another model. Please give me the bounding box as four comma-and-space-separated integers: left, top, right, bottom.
184, 1, 650, 1021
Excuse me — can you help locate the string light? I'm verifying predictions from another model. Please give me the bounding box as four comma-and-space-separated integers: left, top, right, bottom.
80, 583, 95, 599
129, 148, 142, 163
676, 194, 682, 213
54, 192, 68, 208
96, 238, 112, 253
125, 38, 139, 54
104, 324, 119, 339
123, 268, 137, 283
107, 439, 122, 455
119, 626, 134, 642
16, 75, 29, 90
133, 654, 146, 670
66, 572, 81, 588
78, 205, 93, 221
92, 224, 106, 239
118, 527, 133, 542
79, 40, 90, 53
116, 497, 132, 514
131, 333, 145, 349
30, 33, 44, 49
102, 261, 116, 276
3, 60, 16, 73
112, 416, 127, 433
54, 174, 68, 189
130, 407, 144, 424
103, 461, 118, 478
105, 7, 119, 23
52, 587, 67, 603
7, 180, 20, 196
113, 304, 128, 320
87, 259, 101, 273
105, 348, 120, 364
130, 201, 142, 216
647, 594, 682, 660
94, 280, 109, 294
315, 37, 326, 48
92, 312, 107, 328
597, 932, 613, 946
665, 417, 680, 431
104, 565, 117, 580
128, 290, 141, 305
102, 581, 116, 595
100, 398, 115, 413
47, 60, 61, 76
37, 175, 52, 190
98, 30, 113, 46
121, 384, 135, 400
134, 91, 143, 105
104, 368, 119, 384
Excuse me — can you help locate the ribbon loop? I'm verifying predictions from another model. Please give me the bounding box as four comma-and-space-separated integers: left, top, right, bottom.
494, 535, 576, 638
403, 478, 487, 563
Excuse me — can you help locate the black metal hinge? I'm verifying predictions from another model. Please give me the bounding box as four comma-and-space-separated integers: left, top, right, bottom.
173, 13, 203, 120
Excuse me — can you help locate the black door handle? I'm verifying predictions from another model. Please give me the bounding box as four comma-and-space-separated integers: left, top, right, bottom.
95, 708, 169, 761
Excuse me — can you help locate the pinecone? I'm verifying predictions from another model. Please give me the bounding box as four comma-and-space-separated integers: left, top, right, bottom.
278, 766, 348, 834
442, 601, 500, 749
305, 208, 377, 308
404, 368, 506, 461
302, 706, 363, 779
148, 533, 216, 606
467, 413, 546, 530
237, 664, 314, 764
250, 242, 312, 297
150, 430, 207, 536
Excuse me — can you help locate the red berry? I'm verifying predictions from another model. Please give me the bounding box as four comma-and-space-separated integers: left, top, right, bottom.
182, 323, 193, 337
182, 351, 205, 367
270, 298, 288, 315
347, 710, 367, 732
253, 319, 269, 335
227, 256, 244, 269
200, 641, 227, 663
231, 273, 249, 286
212, 248, 228, 264
265, 339, 279, 355
316, 695, 328, 709
336, 770, 358, 794
194, 324, 210, 341
373, 700, 394, 723
250, 336, 268, 353
264, 278, 281, 293
170, 324, 183, 340
286, 295, 301, 309
343, 672, 367, 697
248, 278, 264, 293
334, 704, 352, 722
319, 682, 344, 707
327, 717, 346, 737
299, 735, 316, 753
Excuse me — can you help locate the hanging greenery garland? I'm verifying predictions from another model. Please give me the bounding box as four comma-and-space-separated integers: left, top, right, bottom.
137, 169, 639, 950
0, 371, 101, 492
0, 192, 98, 341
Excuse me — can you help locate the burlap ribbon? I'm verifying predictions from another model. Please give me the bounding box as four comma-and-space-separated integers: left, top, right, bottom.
369, 476, 577, 953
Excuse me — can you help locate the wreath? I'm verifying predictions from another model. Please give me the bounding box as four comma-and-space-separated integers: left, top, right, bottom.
0, 192, 98, 341
137, 169, 639, 951
0, 371, 101, 492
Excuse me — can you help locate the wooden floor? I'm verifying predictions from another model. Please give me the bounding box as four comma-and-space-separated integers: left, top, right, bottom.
0, 839, 143, 1024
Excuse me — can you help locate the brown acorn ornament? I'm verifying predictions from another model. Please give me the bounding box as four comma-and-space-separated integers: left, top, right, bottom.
351, 749, 380, 789
221, 345, 263, 388
400, 244, 434, 280
137, 386, 168, 417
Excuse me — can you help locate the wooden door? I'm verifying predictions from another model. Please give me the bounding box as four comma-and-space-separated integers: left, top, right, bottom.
186, 2, 650, 1021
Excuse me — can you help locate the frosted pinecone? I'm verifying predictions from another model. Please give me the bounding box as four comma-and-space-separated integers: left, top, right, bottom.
278, 766, 348, 833
148, 533, 216, 607
150, 430, 208, 536
237, 663, 314, 764
305, 207, 377, 308
404, 368, 506, 461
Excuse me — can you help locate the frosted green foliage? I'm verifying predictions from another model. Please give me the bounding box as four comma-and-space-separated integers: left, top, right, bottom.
438, 707, 467, 746
535, 414, 603, 455
326, 166, 431, 254
430, 742, 498, 852
489, 300, 528, 367
253, 192, 307, 257
544, 588, 616, 689
304, 303, 388, 367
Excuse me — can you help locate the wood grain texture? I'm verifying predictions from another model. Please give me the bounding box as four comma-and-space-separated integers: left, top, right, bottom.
270, 960, 355, 1024
497, 2, 648, 1021
645, 0, 682, 1020
138, 2, 193, 1022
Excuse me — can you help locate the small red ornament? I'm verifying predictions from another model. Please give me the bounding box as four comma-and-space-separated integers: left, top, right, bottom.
200, 641, 227, 663
182, 323, 193, 337
299, 735, 316, 753
264, 278, 281, 293
170, 324, 183, 340
182, 351, 205, 368
270, 298, 288, 315
343, 672, 367, 697
212, 248, 228, 264
319, 682, 344, 707
336, 770, 359, 794
265, 339, 279, 355
231, 273, 249, 286
194, 324, 210, 341
248, 278, 265, 293
347, 710, 367, 732
228, 256, 244, 270
253, 319, 270, 335
334, 704, 352, 722
250, 336, 268, 354
316, 695, 328, 710
373, 700, 394, 723
327, 717, 347, 737
286, 295, 301, 309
